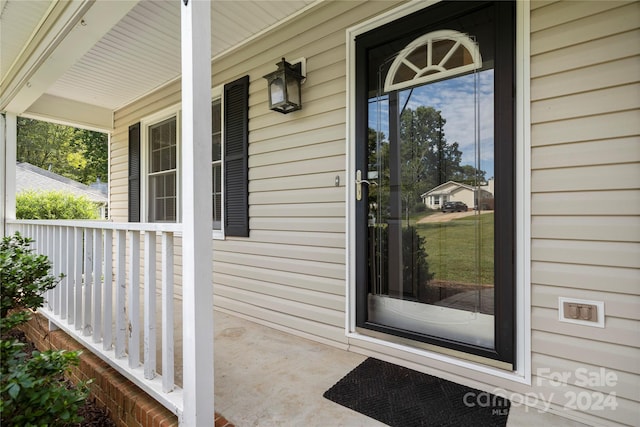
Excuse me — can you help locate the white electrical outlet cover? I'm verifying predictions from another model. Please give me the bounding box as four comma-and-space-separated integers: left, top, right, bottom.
558, 297, 605, 328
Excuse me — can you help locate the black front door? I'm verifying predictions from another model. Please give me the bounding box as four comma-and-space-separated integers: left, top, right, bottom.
354, 1, 515, 366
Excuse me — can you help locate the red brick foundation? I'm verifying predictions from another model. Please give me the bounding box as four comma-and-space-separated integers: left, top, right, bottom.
19, 312, 233, 427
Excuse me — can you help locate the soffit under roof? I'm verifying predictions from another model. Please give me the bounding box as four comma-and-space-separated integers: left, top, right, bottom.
1, 0, 316, 115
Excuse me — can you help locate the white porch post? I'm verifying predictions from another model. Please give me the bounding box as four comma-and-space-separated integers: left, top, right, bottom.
0, 112, 17, 235
180, 0, 214, 426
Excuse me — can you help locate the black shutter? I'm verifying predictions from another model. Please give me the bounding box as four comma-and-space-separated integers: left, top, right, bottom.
224, 76, 250, 237
128, 122, 141, 222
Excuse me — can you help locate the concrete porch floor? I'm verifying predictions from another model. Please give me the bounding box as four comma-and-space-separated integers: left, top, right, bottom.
212, 311, 589, 427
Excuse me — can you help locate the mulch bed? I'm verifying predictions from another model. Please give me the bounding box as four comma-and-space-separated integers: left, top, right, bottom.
3, 330, 116, 427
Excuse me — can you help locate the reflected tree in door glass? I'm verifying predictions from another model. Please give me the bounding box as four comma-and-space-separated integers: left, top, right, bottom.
368, 71, 494, 315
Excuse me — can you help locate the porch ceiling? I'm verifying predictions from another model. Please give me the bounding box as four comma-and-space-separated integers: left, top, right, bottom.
0, 0, 317, 130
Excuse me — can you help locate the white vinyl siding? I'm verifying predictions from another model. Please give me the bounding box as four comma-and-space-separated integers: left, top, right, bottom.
529, 1, 640, 426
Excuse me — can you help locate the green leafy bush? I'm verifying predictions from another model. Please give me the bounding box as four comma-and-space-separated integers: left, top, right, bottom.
16, 190, 100, 220
0, 341, 89, 426
0, 232, 90, 426
0, 233, 61, 327
370, 225, 434, 300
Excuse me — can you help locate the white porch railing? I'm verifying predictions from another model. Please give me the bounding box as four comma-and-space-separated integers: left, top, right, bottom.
6, 219, 185, 417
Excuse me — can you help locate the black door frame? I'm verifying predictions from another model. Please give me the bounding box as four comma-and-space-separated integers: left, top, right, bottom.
354, 0, 516, 366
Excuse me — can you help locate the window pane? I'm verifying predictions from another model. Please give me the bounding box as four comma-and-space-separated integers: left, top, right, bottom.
164, 147, 169, 169
151, 150, 162, 173
212, 164, 222, 229
157, 174, 166, 196
406, 46, 428, 69
431, 39, 457, 65
149, 172, 176, 222
212, 98, 223, 230
156, 199, 165, 221
213, 194, 222, 229
213, 163, 222, 192
444, 45, 473, 69
166, 197, 176, 222
149, 117, 176, 172
169, 143, 176, 170
166, 173, 175, 197
212, 100, 222, 162
148, 117, 177, 222
212, 136, 222, 162
393, 62, 416, 85
369, 69, 496, 348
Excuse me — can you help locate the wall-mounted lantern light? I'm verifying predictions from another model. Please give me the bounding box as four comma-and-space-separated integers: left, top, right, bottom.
263, 58, 305, 114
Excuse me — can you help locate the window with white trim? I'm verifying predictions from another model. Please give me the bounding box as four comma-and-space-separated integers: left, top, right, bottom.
148, 116, 177, 222
140, 102, 222, 229
143, 96, 224, 230
128, 76, 249, 237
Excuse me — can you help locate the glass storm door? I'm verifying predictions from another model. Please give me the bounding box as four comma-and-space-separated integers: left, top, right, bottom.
355, 1, 515, 365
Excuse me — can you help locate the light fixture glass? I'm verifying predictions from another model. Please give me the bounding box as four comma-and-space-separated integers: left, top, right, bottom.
263, 58, 304, 114
271, 78, 285, 105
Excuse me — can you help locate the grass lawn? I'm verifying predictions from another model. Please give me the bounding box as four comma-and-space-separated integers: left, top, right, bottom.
416, 212, 494, 285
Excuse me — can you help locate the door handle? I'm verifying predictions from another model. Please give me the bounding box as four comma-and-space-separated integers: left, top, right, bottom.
356, 170, 377, 201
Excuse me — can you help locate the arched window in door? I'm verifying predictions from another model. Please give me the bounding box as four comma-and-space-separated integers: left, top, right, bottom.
384, 30, 482, 92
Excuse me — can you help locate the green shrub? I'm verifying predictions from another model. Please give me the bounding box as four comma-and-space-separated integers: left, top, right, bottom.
0, 232, 90, 426
0, 233, 62, 328
0, 341, 89, 426
370, 225, 434, 300
16, 190, 100, 220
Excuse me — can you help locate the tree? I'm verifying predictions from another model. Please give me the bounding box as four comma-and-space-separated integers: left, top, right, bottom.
399, 106, 460, 211
367, 105, 487, 221
17, 118, 75, 176
452, 164, 487, 186
17, 118, 107, 185
71, 127, 108, 183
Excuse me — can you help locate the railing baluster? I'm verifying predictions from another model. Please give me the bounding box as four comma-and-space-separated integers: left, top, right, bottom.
103, 229, 113, 351
47, 226, 55, 311
144, 231, 157, 379
56, 226, 63, 316
115, 230, 127, 358
92, 228, 103, 343
60, 227, 67, 319
128, 231, 140, 368
162, 232, 175, 392
41, 226, 49, 308
53, 226, 58, 315
83, 228, 93, 336
43, 226, 49, 309
74, 228, 83, 329
37, 225, 42, 253
40, 225, 45, 254
67, 227, 75, 326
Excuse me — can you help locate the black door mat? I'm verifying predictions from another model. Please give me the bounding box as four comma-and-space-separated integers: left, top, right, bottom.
323, 358, 510, 427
